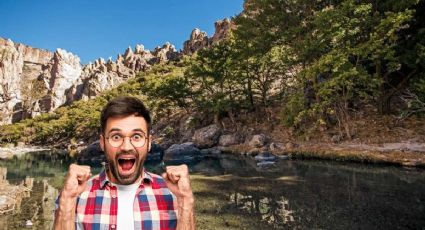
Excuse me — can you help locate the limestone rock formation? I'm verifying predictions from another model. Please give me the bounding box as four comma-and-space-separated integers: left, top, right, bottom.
0, 38, 78, 124
210, 18, 234, 44
150, 42, 180, 64
182, 18, 234, 55
76, 42, 180, 101
183, 28, 209, 55
43, 48, 82, 110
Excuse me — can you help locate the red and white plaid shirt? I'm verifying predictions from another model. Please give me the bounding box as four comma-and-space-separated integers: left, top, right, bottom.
59, 169, 178, 230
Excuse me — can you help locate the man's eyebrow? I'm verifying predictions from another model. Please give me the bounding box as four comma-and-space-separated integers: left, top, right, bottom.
132, 129, 146, 134
108, 128, 122, 133
107, 128, 146, 134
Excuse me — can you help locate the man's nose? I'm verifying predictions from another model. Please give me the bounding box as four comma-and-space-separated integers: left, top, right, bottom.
121, 137, 133, 151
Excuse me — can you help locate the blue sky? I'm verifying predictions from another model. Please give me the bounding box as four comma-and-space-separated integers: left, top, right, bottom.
0, 0, 244, 64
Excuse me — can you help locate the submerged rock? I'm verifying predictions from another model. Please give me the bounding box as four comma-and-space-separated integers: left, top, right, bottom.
254, 152, 277, 162
256, 161, 277, 168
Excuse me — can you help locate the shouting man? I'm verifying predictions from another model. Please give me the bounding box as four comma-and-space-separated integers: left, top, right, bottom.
54, 96, 195, 230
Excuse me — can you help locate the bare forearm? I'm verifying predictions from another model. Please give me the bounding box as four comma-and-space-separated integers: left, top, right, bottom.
53, 197, 76, 230
176, 197, 195, 230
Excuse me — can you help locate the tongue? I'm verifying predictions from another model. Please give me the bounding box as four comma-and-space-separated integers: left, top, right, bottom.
121, 160, 134, 171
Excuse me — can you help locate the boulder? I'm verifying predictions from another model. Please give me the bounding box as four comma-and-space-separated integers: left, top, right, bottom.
147, 143, 164, 161
218, 134, 239, 147
248, 134, 268, 148
163, 142, 201, 164
269, 142, 285, 152
254, 152, 277, 162
256, 161, 277, 168
331, 135, 342, 143
285, 142, 299, 150
76, 141, 105, 165
193, 124, 222, 148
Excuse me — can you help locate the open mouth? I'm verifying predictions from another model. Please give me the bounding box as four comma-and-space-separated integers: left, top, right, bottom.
118, 156, 136, 171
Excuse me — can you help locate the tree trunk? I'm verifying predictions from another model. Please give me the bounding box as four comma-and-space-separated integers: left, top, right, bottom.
247, 77, 254, 110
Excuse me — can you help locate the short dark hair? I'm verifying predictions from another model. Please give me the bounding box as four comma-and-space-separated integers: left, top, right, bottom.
100, 96, 151, 134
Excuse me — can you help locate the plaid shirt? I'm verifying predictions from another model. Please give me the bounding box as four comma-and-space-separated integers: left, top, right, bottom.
66, 169, 178, 230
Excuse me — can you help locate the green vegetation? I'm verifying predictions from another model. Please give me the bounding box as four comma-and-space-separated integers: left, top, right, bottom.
1, 0, 424, 146
141, 0, 425, 138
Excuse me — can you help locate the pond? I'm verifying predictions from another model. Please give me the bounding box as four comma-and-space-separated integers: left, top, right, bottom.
0, 151, 424, 229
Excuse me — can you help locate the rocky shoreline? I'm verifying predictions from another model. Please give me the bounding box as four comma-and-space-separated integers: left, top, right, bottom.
0, 145, 51, 160
75, 123, 425, 168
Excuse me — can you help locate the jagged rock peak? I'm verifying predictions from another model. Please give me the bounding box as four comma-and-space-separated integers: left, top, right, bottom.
211, 18, 234, 44
135, 44, 145, 54
183, 28, 209, 55
54, 48, 81, 66
124, 46, 133, 58
182, 18, 234, 55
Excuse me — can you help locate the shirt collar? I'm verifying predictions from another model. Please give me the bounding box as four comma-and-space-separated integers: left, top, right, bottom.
99, 167, 152, 189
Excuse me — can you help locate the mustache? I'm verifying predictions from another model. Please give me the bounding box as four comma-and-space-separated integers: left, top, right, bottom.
115, 150, 138, 158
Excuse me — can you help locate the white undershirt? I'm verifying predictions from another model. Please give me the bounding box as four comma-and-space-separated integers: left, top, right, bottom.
112, 180, 140, 230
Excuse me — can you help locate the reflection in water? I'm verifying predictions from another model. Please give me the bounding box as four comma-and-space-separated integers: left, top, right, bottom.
0, 167, 33, 215
230, 193, 295, 228
0, 152, 424, 229
0, 151, 67, 230
0, 166, 58, 230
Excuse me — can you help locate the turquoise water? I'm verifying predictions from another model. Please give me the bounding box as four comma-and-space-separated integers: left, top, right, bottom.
0, 151, 424, 229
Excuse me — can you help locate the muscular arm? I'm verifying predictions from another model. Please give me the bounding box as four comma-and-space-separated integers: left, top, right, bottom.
53, 196, 77, 230
53, 164, 91, 230
176, 196, 196, 230
162, 165, 196, 230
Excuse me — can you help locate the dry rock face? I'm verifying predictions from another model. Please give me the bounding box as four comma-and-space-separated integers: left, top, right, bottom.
183, 28, 209, 55
210, 18, 234, 44
182, 18, 234, 55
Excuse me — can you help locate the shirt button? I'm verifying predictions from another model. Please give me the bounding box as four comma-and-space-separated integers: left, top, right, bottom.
111, 224, 116, 229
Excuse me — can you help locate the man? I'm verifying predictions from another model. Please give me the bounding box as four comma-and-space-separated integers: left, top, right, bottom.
54, 96, 195, 230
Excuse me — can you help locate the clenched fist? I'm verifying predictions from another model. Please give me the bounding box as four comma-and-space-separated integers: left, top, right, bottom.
61, 164, 91, 199
162, 164, 195, 230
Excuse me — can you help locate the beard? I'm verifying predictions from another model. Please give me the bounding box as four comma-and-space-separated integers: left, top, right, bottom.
106, 149, 146, 185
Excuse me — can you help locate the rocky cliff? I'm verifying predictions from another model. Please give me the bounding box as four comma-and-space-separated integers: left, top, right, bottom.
0, 38, 180, 125
0, 18, 232, 125
182, 18, 234, 55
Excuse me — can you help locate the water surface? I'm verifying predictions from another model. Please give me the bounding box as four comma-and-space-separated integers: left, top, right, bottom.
0, 151, 424, 229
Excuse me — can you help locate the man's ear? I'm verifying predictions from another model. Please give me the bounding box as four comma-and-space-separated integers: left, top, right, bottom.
99, 134, 105, 152
147, 138, 151, 153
